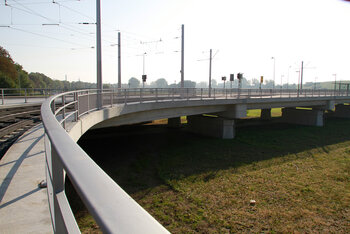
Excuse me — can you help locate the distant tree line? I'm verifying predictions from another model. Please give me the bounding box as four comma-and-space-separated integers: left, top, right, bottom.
0, 46, 101, 90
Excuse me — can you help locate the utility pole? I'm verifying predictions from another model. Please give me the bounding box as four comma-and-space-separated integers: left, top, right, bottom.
96, 0, 102, 107
181, 24, 184, 89
209, 49, 212, 97
118, 31, 121, 88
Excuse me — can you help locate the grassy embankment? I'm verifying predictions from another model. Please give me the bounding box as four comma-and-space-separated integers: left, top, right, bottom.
66, 109, 350, 233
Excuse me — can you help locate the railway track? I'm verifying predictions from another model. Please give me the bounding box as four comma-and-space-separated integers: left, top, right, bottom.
0, 104, 42, 159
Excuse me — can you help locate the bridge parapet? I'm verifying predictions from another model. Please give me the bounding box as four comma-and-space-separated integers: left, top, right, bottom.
41, 87, 350, 233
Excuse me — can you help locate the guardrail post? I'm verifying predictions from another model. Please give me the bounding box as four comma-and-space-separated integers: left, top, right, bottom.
280, 88, 282, 98
124, 89, 127, 105
156, 88, 158, 102
1, 89, 4, 105
110, 91, 113, 107
187, 88, 189, 101
140, 89, 142, 103
62, 95, 66, 129
74, 92, 79, 121
87, 90, 90, 112
200, 88, 203, 100
51, 147, 68, 233
172, 88, 175, 101
24, 89, 28, 103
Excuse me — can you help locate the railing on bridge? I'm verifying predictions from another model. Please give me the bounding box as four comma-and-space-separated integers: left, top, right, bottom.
41, 87, 349, 233
1, 88, 64, 105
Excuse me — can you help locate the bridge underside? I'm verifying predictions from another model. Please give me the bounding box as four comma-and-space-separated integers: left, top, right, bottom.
68, 98, 350, 142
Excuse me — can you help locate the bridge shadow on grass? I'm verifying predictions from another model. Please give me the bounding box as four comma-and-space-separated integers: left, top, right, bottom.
66, 117, 350, 216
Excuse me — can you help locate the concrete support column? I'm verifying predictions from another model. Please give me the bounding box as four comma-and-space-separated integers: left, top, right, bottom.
261, 108, 271, 120
219, 104, 247, 119
281, 108, 324, 127
187, 115, 235, 139
334, 104, 350, 118
168, 117, 182, 128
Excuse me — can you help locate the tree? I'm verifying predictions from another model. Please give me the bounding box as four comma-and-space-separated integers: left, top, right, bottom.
184, 80, 196, 88
0, 71, 16, 88
196, 81, 208, 88
211, 79, 218, 88
263, 80, 274, 89
29, 73, 49, 88
128, 77, 140, 88
0, 46, 18, 82
152, 78, 168, 88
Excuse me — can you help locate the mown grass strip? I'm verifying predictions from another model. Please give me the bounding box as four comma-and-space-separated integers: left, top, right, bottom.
67, 117, 350, 233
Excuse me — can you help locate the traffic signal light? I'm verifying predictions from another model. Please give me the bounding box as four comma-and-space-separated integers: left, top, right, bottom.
230, 74, 234, 81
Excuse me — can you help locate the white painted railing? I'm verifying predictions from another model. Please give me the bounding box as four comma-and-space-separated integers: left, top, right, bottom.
41, 87, 349, 233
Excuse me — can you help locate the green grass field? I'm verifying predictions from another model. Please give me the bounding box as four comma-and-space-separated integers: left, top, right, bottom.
67, 116, 350, 233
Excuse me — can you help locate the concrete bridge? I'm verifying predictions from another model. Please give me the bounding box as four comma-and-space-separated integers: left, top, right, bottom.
41, 88, 350, 233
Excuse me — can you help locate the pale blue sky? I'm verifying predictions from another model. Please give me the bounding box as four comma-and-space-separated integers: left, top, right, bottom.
0, 0, 349, 86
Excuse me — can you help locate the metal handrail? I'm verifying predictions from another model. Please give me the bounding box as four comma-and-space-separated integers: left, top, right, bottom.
41, 87, 350, 233
42, 89, 170, 233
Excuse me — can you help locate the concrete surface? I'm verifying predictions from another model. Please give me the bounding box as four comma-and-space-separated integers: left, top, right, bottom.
1, 97, 47, 107
187, 115, 235, 139
334, 104, 350, 118
0, 124, 53, 234
281, 108, 324, 127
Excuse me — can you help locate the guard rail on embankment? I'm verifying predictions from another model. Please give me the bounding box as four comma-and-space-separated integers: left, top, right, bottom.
41, 88, 350, 233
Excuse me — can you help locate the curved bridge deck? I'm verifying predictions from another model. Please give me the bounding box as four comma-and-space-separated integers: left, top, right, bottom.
1, 88, 350, 233
0, 124, 52, 233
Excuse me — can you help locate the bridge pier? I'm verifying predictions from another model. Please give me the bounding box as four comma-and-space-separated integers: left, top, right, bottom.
261, 108, 272, 120
219, 104, 247, 119
187, 115, 235, 139
167, 117, 182, 128
333, 104, 350, 118
281, 108, 324, 127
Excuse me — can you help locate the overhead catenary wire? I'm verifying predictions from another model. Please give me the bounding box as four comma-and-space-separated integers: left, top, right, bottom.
3, 1, 117, 45
6, 26, 92, 47
0, 0, 79, 6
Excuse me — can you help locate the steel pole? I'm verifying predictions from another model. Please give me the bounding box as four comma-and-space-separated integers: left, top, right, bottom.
96, 0, 102, 107
118, 32, 121, 88
272, 57, 275, 89
300, 61, 304, 90
209, 49, 212, 97
181, 24, 184, 89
